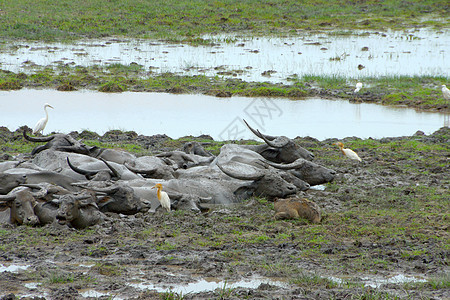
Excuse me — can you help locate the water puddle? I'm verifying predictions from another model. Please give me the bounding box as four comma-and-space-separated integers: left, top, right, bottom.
1, 89, 447, 140
329, 273, 428, 288
0, 264, 30, 273
24, 282, 40, 289
362, 274, 428, 288
0, 29, 448, 82
129, 276, 289, 294
80, 289, 122, 299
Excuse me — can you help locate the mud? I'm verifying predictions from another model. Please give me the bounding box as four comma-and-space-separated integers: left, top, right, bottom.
0, 127, 449, 299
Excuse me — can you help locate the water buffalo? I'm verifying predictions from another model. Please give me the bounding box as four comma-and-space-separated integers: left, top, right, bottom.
67, 157, 120, 181
265, 158, 336, 186
0, 188, 40, 226
0, 172, 26, 194
90, 148, 137, 164
216, 161, 296, 200
32, 150, 141, 181
182, 141, 214, 157
242, 119, 314, 162
56, 193, 103, 229
24, 130, 94, 156
85, 183, 143, 215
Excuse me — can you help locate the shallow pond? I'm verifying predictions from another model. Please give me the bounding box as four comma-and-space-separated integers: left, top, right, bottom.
1, 89, 448, 140
1, 29, 448, 82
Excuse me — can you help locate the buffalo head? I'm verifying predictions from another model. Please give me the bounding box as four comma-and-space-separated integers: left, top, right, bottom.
217, 161, 297, 200
266, 158, 336, 186
243, 119, 314, 162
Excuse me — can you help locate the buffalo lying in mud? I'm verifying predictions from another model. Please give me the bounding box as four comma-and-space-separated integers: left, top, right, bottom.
56, 193, 104, 229
242, 120, 315, 163
23, 130, 95, 156
0, 188, 40, 226
0, 123, 336, 229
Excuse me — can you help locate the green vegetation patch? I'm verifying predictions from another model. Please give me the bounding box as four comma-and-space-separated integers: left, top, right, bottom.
0, 67, 448, 111
0, 0, 448, 41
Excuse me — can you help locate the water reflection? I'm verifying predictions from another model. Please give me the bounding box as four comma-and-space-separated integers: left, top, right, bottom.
0, 264, 30, 273
0, 29, 448, 82
129, 276, 289, 294
0, 89, 447, 140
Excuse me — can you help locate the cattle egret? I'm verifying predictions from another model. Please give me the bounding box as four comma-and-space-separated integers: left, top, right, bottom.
354, 82, 363, 93
33, 103, 54, 135
442, 85, 450, 100
333, 142, 362, 162
152, 183, 171, 212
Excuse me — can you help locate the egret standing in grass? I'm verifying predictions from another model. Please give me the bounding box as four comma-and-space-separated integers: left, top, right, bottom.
442, 85, 450, 101
32, 103, 54, 135
354, 82, 363, 93
333, 142, 362, 162
152, 183, 171, 212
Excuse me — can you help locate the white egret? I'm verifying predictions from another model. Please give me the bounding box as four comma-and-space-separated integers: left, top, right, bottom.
442, 85, 450, 100
333, 142, 362, 162
354, 82, 363, 93
152, 183, 171, 212
32, 103, 54, 135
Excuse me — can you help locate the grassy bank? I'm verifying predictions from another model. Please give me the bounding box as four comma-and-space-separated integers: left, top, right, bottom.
0, 0, 448, 41
0, 66, 448, 111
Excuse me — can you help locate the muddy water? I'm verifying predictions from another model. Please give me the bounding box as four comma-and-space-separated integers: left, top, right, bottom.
1, 89, 448, 140
0, 29, 448, 82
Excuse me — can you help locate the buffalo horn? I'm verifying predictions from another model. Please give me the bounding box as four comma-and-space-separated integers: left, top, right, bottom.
243, 119, 263, 139
243, 119, 277, 140
99, 158, 120, 179
124, 162, 158, 175
217, 162, 265, 181
265, 158, 306, 170
257, 129, 289, 148
0, 194, 16, 201
23, 129, 55, 142
67, 157, 98, 178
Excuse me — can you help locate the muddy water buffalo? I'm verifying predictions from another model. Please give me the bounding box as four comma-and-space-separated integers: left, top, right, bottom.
85, 183, 143, 215
24, 130, 94, 156
242, 119, 314, 162
125, 156, 175, 180
67, 157, 121, 181
0, 172, 26, 194
216, 161, 296, 200
265, 159, 336, 186
0, 188, 39, 226
56, 193, 103, 229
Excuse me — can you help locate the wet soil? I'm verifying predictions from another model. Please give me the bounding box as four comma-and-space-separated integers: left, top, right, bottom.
0, 127, 449, 299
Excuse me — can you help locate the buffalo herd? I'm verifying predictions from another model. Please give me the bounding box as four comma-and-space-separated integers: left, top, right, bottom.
0, 120, 336, 229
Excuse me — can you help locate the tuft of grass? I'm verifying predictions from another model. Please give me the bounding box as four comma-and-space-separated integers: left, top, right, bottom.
161, 290, 185, 300
291, 272, 339, 289
92, 263, 122, 276
46, 272, 75, 284
99, 80, 126, 92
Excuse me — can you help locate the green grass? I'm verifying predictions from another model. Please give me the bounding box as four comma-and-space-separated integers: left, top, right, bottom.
0, 67, 448, 111
0, 0, 448, 41
291, 272, 339, 289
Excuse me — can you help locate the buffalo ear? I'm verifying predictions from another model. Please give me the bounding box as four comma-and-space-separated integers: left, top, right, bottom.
0, 202, 12, 210
259, 148, 279, 159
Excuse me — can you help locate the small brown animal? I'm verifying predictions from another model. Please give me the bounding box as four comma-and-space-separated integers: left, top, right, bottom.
274, 197, 321, 223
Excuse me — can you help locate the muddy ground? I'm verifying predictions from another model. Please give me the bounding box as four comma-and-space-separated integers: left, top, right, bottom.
0, 127, 449, 300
